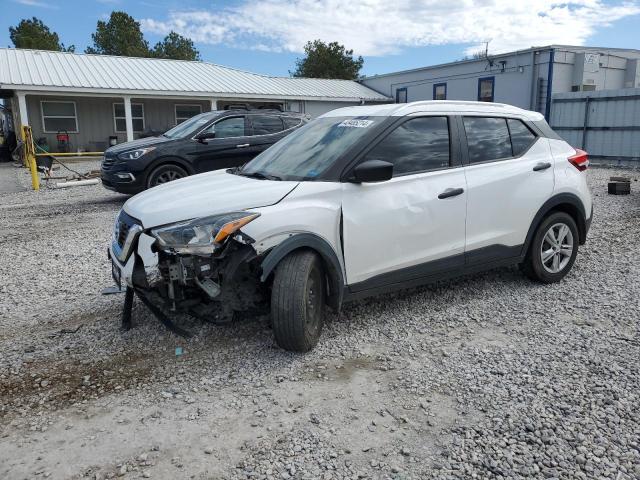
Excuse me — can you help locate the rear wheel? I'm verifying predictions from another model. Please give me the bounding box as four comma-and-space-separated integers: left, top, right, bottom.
521, 211, 578, 283
271, 250, 325, 352
146, 164, 188, 189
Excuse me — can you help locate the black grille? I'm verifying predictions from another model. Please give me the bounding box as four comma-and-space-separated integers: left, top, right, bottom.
116, 211, 141, 248
101, 156, 118, 171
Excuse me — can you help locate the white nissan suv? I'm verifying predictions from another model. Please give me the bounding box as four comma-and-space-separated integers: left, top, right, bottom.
109, 101, 593, 351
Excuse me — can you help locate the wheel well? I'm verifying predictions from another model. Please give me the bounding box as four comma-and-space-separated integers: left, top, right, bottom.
146, 158, 194, 177
546, 204, 587, 244
261, 242, 344, 312
523, 197, 588, 256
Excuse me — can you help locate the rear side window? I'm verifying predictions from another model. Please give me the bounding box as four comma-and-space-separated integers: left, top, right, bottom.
508, 119, 537, 156
283, 117, 302, 129
463, 117, 511, 164
251, 115, 284, 135
364, 116, 450, 176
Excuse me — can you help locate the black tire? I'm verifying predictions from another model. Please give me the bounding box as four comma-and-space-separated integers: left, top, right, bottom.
146, 164, 188, 189
521, 211, 579, 283
271, 250, 325, 352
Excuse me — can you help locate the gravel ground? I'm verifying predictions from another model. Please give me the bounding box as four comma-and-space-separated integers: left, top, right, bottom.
1, 162, 639, 480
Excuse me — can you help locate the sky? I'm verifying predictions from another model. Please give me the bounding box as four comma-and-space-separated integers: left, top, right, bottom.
1, 0, 639, 77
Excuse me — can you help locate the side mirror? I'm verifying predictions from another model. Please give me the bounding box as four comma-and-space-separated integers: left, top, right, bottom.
352, 160, 393, 183
195, 131, 216, 142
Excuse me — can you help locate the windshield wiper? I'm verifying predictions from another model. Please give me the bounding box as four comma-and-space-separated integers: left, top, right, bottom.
237, 171, 282, 181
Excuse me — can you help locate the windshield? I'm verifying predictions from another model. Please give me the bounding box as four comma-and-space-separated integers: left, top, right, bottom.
239, 116, 379, 181
163, 112, 216, 139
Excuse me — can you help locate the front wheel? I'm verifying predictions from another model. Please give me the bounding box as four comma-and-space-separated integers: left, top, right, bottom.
521, 211, 579, 283
271, 250, 325, 352
146, 164, 188, 189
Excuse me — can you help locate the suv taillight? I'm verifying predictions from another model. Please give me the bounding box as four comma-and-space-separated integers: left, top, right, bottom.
568, 149, 589, 171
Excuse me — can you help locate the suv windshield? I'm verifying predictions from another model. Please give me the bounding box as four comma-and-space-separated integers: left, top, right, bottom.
163, 112, 217, 139
239, 116, 378, 181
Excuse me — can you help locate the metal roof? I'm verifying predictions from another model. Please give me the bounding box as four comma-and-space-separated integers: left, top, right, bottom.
0, 48, 389, 102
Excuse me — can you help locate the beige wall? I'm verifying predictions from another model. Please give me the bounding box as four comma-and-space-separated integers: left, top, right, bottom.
25, 95, 209, 152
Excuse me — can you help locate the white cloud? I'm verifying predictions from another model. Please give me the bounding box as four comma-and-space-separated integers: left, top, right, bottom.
13, 0, 59, 8
141, 0, 640, 57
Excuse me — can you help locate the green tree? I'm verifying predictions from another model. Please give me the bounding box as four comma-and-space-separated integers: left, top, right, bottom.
9, 17, 74, 52
292, 40, 363, 80
85, 11, 150, 57
152, 31, 201, 61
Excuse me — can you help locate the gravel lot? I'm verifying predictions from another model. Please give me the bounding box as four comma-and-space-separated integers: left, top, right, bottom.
1, 162, 639, 480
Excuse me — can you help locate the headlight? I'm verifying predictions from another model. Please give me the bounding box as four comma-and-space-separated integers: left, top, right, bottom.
151, 212, 260, 255
118, 147, 155, 161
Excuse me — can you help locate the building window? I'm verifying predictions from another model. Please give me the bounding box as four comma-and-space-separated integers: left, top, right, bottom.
477, 77, 495, 102
396, 87, 408, 103
41, 101, 78, 133
175, 104, 202, 125
433, 83, 447, 100
113, 103, 145, 133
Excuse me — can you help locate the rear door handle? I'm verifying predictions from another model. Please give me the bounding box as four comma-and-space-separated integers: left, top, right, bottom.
236, 143, 250, 148
533, 162, 552, 172
438, 187, 464, 199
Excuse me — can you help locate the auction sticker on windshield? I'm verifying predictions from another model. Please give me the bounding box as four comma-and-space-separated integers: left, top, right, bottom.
338, 119, 374, 128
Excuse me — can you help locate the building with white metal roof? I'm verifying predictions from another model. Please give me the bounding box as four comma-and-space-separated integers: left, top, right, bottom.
0, 48, 389, 151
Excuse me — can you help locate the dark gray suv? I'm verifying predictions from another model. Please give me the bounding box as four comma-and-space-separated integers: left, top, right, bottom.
101, 109, 308, 194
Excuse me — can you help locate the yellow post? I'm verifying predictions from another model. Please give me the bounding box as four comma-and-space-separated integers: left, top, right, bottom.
22, 126, 39, 191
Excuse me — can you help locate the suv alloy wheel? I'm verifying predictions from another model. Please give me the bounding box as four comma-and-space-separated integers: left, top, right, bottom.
147, 164, 188, 188
521, 212, 579, 283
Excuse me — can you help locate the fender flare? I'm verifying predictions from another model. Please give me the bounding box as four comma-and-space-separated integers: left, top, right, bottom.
522, 193, 588, 255
260, 233, 345, 311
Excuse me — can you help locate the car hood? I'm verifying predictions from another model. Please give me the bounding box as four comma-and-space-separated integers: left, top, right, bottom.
106, 136, 172, 155
123, 170, 299, 228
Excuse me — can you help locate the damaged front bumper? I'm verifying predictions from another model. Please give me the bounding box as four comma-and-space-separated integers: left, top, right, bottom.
109, 213, 266, 333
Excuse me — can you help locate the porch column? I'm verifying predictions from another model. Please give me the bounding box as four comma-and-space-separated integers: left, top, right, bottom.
210, 98, 218, 111
123, 96, 134, 142
17, 92, 29, 129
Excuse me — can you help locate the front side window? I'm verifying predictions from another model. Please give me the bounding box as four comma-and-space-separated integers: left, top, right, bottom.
175, 104, 202, 124
209, 116, 245, 138
433, 83, 447, 100
240, 116, 380, 181
363, 117, 450, 176
41, 101, 78, 133
114, 103, 144, 133
508, 119, 537, 156
163, 112, 214, 139
478, 77, 495, 102
464, 117, 511, 163
251, 115, 284, 135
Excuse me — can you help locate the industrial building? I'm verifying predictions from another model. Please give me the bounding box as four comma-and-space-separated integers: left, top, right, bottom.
361, 45, 640, 120
0, 48, 388, 153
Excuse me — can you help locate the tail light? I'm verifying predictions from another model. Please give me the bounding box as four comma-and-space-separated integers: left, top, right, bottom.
568, 149, 589, 171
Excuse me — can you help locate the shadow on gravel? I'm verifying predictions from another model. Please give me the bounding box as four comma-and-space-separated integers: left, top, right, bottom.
0, 350, 153, 425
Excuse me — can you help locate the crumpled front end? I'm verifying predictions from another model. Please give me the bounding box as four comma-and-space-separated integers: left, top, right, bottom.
109, 209, 267, 325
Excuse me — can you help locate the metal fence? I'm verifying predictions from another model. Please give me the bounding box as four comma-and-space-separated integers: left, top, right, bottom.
550, 88, 640, 167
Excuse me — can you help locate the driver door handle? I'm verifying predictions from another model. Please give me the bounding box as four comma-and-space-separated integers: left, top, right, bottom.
533, 162, 551, 171
438, 187, 464, 199
236, 143, 250, 148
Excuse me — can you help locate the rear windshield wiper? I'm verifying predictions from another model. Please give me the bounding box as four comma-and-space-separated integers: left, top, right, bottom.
236, 171, 282, 181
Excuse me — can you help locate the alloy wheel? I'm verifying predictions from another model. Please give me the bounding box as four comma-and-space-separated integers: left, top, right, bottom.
540, 222, 574, 274
154, 169, 185, 185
